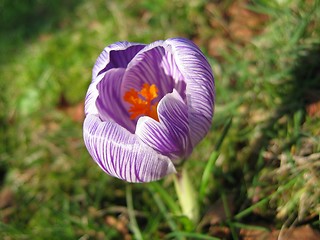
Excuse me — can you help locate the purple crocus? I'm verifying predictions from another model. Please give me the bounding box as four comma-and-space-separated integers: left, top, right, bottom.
83, 38, 215, 182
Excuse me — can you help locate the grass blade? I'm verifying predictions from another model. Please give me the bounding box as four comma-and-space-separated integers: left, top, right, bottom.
148, 184, 179, 233
199, 117, 233, 202
165, 231, 221, 240
149, 182, 181, 215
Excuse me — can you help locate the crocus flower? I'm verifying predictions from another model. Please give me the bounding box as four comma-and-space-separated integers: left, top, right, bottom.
83, 38, 215, 182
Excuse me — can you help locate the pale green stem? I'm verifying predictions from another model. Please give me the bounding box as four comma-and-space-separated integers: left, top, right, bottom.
173, 166, 199, 223
126, 184, 143, 240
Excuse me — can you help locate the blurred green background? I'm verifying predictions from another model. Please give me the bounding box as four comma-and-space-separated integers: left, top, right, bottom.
1, 0, 320, 239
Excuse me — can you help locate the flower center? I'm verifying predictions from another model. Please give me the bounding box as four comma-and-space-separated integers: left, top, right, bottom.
123, 83, 159, 121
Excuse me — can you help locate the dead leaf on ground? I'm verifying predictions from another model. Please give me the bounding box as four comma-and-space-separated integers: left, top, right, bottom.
268, 225, 320, 240
227, 1, 268, 43
0, 187, 15, 223
105, 215, 131, 240
241, 228, 270, 240
306, 101, 320, 118
209, 226, 231, 239
241, 225, 320, 240
200, 194, 235, 227
208, 37, 229, 58
0, 187, 14, 209
58, 101, 85, 123
206, 0, 269, 58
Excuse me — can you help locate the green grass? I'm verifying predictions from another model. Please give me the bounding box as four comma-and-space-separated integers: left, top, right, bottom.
1, 0, 320, 239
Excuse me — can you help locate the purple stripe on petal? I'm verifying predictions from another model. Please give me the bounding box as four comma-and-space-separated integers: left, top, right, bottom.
122, 47, 174, 99
83, 115, 176, 182
121, 45, 187, 103
96, 68, 135, 132
93, 42, 146, 79
135, 90, 192, 160
161, 49, 187, 99
85, 38, 214, 183
86, 42, 145, 117
163, 38, 215, 146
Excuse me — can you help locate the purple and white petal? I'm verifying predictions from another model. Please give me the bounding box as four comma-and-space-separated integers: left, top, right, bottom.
162, 38, 215, 146
83, 115, 176, 182
96, 68, 135, 132
84, 38, 215, 182
85, 73, 104, 116
93, 42, 146, 79
121, 45, 187, 102
86, 42, 145, 116
135, 90, 192, 160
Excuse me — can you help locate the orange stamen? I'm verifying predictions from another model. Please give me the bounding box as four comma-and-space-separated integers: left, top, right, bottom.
123, 83, 159, 121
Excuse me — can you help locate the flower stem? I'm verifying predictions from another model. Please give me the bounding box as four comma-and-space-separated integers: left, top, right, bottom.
173, 166, 199, 223
126, 184, 143, 240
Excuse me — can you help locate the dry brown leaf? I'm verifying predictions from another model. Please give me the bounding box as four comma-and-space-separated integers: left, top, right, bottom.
200, 194, 235, 226
269, 225, 320, 240
59, 101, 85, 123
209, 226, 231, 239
241, 228, 270, 240
227, 1, 268, 43
0, 187, 14, 209
306, 101, 320, 118
105, 215, 131, 240
241, 225, 320, 240
208, 37, 228, 58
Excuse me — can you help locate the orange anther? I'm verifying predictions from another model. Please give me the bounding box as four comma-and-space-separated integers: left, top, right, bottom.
124, 83, 159, 121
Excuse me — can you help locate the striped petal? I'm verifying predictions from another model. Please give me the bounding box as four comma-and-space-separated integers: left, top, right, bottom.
84, 38, 215, 183
86, 42, 146, 116
163, 38, 215, 146
135, 90, 192, 160
96, 68, 135, 132
121, 43, 186, 102
85, 73, 103, 116
83, 115, 176, 183
93, 42, 145, 79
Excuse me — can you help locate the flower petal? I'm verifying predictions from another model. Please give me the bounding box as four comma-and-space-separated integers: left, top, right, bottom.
85, 73, 104, 116
86, 42, 145, 116
96, 68, 135, 132
121, 44, 186, 102
83, 114, 176, 182
162, 38, 215, 146
93, 42, 145, 79
135, 90, 192, 160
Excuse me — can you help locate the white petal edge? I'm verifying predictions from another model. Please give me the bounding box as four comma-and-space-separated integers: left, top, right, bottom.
87, 42, 146, 116
92, 42, 146, 80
